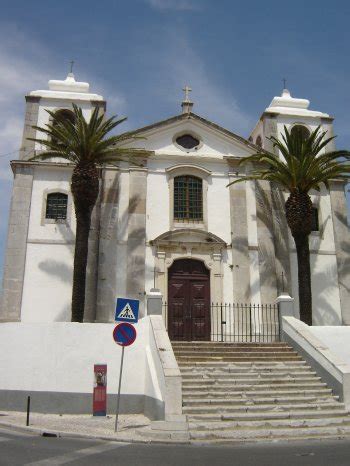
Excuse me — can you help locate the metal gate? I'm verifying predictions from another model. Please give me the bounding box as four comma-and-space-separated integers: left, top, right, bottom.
163, 302, 280, 342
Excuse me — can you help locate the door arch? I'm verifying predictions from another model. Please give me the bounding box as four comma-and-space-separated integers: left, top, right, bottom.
168, 258, 210, 341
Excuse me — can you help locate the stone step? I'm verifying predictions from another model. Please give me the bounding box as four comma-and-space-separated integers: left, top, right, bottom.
182, 382, 328, 392
183, 394, 339, 407
176, 354, 302, 362
183, 401, 345, 415
178, 360, 306, 367
171, 342, 289, 347
182, 385, 332, 397
173, 347, 295, 354
175, 353, 299, 359
182, 378, 323, 388
187, 408, 350, 422
189, 424, 350, 441
181, 370, 317, 379
188, 415, 350, 432
183, 388, 334, 400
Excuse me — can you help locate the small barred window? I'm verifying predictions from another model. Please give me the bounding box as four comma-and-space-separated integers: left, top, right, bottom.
174, 176, 203, 222
311, 207, 319, 232
255, 135, 262, 148
46, 193, 68, 220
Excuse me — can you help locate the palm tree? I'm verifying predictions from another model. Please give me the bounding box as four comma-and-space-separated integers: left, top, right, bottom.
229, 126, 350, 325
28, 104, 151, 322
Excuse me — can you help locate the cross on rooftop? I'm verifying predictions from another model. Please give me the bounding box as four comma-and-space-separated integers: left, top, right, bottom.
183, 85, 192, 102
283, 78, 287, 89
70, 60, 75, 74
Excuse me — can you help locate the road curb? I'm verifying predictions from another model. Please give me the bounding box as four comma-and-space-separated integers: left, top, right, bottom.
0, 420, 190, 445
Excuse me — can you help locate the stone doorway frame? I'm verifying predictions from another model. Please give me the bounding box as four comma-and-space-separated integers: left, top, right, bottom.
150, 229, 226, 307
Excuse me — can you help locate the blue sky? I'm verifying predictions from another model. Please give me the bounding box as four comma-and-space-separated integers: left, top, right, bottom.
0, 0, 349, 282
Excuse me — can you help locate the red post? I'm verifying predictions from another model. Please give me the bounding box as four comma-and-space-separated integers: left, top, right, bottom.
93, 364, 107, 416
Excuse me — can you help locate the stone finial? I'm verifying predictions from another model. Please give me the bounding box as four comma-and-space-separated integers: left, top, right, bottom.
181, 85, 193, 114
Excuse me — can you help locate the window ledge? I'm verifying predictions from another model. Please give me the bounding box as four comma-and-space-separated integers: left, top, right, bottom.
173, 221, 206, 230
44, 218, 69, 225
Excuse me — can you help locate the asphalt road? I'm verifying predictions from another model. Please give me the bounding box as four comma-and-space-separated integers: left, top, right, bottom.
1, 426, 350, 466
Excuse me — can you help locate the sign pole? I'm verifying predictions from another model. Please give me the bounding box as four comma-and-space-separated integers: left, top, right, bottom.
114, 346, 125, 432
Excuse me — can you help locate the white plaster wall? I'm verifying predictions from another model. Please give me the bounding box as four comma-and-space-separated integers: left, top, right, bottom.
145, 245, 157, 294
35, 99, 92, 151
0, 319, 154, 398
122, 119, 255, 159
207, 172, 231, 243
21, 165, 76, 323
249, 120, 263, 146
287, 186, 341, 325
146, 162, 171, 240
21, 243, 74, 322
290, 252, 342, 325
276, 116, 323, 145
310, 327, 350, 365
28, 167, 75, 242
223, 248, 233, 303
115, 166, 130, 297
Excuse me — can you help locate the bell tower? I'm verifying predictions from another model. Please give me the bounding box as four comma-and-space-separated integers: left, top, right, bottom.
20, 72, 105, 160
249, 87, 335, 152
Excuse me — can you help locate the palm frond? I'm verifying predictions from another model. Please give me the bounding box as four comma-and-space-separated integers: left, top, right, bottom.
234, 126, 350, 194
28, 104, 154, 167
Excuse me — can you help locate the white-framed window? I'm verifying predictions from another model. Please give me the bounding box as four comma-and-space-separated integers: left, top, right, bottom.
165, 164, 211, 230
174, 175, 203, 222
45, 192, 68, 220
41, 189, 72, 225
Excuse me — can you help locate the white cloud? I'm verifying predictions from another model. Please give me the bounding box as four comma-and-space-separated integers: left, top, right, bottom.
145, 0, 200, 11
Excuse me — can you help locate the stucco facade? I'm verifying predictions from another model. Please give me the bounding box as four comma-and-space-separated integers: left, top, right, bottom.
1, 75, 349, 328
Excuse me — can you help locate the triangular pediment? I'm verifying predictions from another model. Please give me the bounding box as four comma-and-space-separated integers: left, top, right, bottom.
118, 112, 260, 160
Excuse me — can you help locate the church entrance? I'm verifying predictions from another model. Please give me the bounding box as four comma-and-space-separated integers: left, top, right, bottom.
168, 259, 211, 341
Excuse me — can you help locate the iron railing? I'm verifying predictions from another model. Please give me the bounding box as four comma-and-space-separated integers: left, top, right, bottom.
163, 302, 280, 342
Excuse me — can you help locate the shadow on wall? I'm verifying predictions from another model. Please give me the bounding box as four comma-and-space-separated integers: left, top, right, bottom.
312, 261, 343, 326
38, 259, 73, 284
335, 210, 350, 293
255, 182, 287, 297
253, 181, 345, 324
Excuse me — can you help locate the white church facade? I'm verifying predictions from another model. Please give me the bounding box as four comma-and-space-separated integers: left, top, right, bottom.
0, 74, 349, 418
1, 73, 349, 330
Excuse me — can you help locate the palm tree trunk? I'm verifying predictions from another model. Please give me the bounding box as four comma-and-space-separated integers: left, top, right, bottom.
71, 211, 91, 322
293, 234, 312, 325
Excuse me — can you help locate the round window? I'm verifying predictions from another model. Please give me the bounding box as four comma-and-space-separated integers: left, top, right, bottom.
176, 134, 200, 150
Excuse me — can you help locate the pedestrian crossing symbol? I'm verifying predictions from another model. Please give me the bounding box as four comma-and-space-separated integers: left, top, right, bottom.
115, 298, 139, 323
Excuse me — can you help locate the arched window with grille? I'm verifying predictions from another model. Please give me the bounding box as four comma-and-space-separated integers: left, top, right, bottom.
51, 109, 76, 145
45, 192, 68, 220
290, 125, 310, 141
174, 175, 203, 222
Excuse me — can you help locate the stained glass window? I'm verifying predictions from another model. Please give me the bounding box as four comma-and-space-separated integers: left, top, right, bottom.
46, 193, 68, 220
174, 176, 203, 221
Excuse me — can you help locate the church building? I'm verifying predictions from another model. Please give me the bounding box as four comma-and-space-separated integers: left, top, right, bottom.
1, 73, 349, 333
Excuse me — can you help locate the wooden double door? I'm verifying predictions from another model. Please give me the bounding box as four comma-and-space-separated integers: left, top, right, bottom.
168, 259, 210, 341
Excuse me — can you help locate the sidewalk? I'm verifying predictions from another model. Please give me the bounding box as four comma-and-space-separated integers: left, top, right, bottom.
0, 411, 186, 443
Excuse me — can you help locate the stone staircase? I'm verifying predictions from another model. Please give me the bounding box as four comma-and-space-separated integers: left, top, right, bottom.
172, 341, 350, 443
